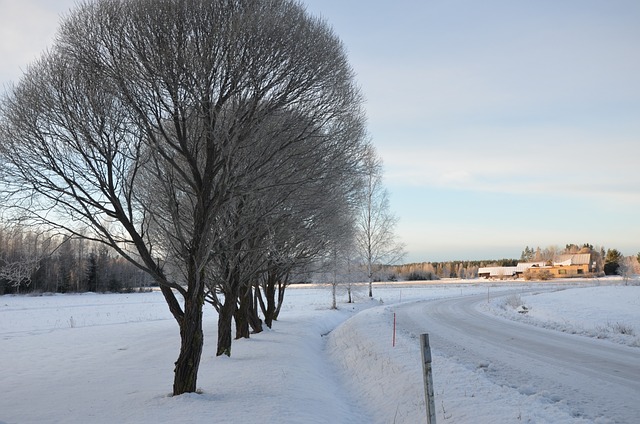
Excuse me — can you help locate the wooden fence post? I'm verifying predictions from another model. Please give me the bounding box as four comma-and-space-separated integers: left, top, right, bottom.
393, 312, 396, 347
420, 333, 436, 424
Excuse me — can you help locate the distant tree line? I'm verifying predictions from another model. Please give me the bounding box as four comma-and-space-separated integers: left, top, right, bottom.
0, 225, 152, 295
384, 242, 640, 282
384, 259, 516, 281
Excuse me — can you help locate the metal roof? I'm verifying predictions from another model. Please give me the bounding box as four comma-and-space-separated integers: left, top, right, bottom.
478, 266, 517, 276
555, 254, 591, 265
516, 262, 547, 272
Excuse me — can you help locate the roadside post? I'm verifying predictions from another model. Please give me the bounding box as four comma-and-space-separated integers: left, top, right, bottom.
420, 333, 436, 424
392, 312, 396, 347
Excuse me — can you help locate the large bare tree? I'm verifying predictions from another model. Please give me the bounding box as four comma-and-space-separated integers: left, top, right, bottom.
0, 0, 366, 395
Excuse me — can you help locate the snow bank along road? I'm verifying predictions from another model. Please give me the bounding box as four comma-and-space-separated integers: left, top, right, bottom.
393, 292, 640, 424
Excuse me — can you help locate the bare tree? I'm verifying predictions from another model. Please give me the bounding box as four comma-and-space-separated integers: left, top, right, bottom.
254, 199, 346, 327
355, 146, 405, 297
0, 224, 69, 293
207, 120, 367, 354
321, 199, 359, 309
0, 0, 366, 395
618, 256, 636, 284
206, 195, 271, 356
0, 257, 40, 294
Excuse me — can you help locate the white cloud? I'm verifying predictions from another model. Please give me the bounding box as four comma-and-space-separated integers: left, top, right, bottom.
380, 124, 640, 204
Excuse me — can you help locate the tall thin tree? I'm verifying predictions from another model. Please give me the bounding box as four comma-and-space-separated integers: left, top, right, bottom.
355, 146, 405, 298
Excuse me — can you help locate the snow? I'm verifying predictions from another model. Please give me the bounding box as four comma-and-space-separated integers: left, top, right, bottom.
1, 278, 638, 423
485, 282, 640, 347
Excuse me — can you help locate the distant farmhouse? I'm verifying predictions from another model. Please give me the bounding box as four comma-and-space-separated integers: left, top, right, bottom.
479, 253, 595, 280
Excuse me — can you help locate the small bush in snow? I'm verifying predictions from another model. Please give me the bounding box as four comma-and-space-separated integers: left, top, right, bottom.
523, 270, 553, 281
405, 271, 438, 281
596, 321, 635, 337
503, 294, 524, 310
537, 270, 553, 281
610, 322, 635, 336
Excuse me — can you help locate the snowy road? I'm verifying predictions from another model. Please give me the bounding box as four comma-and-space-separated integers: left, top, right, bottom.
394, 293, 640, 424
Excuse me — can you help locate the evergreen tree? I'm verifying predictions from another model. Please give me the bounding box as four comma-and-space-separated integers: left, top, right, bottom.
520, 246, 534, 262
86, 253, 98, 292
604, 249, 623, 275
534, 247, 543, 261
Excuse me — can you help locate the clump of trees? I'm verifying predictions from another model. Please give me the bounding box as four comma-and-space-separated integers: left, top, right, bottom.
520, 243, 596, 263
389, 260, 504, 281
0, 0, 372, 396
0, 225, 152, 295
521, 243, 640, 279
604, 248, 640, 282
404, 270, 439, 281
604, 248, 624, 275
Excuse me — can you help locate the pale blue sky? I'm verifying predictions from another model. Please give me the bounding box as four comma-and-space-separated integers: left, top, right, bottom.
2, 1, 639, 262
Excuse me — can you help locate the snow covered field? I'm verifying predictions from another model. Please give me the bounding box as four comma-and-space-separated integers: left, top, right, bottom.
1, 278, 638, 423
485, 283, 640, 348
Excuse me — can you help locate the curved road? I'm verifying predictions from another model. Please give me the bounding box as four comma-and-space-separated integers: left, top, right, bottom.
394, 293, 640, 423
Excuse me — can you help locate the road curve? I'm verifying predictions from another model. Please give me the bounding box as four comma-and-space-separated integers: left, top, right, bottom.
394, 293, 640, 423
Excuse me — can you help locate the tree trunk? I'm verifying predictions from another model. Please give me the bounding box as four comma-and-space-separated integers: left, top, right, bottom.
160, 284, 204, 396
234, 286, 250, 339
234, 306, 250, 339
217, 292, 236, 356
368, 258, 373, 297
234, 281, 262, 338
331, 282, 337, 309
255, 284, 270, 327
173, 295, 204, 395
273, 280, 287, 321
265, 277, 277, 328
259, 271, 277, 328
248, 286, 263, 334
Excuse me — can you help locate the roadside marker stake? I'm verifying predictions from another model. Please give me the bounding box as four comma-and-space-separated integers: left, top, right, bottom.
393, 312, 396, 347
